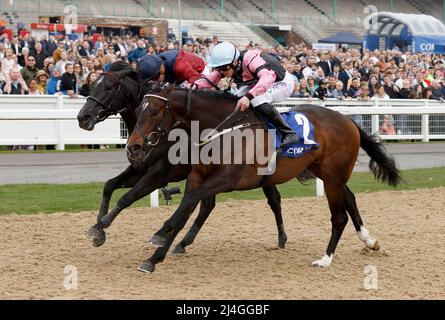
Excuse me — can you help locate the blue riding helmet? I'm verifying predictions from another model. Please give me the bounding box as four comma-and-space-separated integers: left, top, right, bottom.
208, 41, 240, 68
137, 55, 163, 82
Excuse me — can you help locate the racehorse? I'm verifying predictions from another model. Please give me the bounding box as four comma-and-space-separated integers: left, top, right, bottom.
127, 85, 403, 273
76, 61, 289, 253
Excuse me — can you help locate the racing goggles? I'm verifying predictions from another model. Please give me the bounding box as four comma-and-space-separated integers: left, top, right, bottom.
215, 64, 233, 72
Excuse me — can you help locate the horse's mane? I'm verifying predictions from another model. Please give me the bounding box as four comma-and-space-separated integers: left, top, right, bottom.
176, 88, 238, 102
108, 60, 132, 72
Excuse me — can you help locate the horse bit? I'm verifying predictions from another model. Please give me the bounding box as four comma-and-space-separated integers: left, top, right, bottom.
134, 94, 183, 148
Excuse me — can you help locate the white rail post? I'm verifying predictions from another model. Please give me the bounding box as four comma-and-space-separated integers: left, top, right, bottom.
371, 98, 379, 134
316, 178, 325, 197
150, 190, 159, 207
422, 99, 430, 142
56, 94, 65, 150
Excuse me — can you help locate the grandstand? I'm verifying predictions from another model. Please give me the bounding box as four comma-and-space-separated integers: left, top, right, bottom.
0, 0, 444, 46
166, 19, 279, 47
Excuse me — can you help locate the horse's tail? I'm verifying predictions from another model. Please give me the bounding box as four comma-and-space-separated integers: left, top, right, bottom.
356, 124, 404, 187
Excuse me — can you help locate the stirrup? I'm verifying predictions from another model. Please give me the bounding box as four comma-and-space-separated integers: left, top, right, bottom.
279, 134, 299, 149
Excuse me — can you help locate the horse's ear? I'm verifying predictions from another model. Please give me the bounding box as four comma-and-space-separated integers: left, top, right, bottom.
165, 83, 175, 95
126, 70, 140, 82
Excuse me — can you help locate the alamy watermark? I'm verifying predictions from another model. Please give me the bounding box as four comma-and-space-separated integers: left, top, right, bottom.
158, 118, 313, 175
363, 265, 378, 290
166, 121, 278, 175
363, 5, 378, 31
64, 265, 78, 290
63, 5, 78, 35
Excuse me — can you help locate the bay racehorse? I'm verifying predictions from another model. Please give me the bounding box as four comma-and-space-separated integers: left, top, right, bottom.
127, 85, 403, 273
77, 61, 288, 253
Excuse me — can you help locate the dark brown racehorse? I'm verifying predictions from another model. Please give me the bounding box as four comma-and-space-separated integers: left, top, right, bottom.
127, 85, 403, 272
77, 61, 288, 253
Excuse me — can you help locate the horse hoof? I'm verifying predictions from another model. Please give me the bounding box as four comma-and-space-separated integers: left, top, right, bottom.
138, 261, 155, 273
149, 235, 166, 247
171, 244, 186, 255
311, 254, 333, 268
87, 225, 106, 247
371, 240, 380, 251
278, 236, 287, 249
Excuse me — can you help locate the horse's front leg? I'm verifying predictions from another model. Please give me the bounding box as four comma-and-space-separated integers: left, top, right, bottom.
170, 196, 216, 255
99, 171, 169, 229
170, 185, 287, 255
87, 165, 145, 247
138, 170, 237, 273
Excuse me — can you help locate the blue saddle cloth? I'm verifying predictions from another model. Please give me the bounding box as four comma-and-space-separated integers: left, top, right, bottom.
266, 111, 319, 158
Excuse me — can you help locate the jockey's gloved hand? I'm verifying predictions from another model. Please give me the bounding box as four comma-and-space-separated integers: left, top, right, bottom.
236, 96, 250, 112
182, 82, 198, 90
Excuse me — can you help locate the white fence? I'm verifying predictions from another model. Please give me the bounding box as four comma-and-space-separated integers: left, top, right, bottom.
1, 95, 445, 201
1, 96, 445, 150
0, 95, 125, 150
276, 97, 445, 141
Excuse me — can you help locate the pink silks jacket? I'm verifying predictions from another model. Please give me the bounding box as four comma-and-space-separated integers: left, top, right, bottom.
195, 49, 277, 99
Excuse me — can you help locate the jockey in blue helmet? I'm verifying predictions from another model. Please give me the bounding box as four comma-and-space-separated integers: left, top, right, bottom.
137, 48, 206, 86
195, 41, 298, 149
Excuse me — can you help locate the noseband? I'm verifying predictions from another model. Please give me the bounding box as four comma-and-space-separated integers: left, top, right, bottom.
134, 94, 181, 148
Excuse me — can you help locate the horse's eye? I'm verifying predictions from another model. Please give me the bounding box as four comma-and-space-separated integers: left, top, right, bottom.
150, 108, 160, 116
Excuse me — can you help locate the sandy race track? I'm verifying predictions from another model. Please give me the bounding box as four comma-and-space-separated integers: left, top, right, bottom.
0, 188, 444, 300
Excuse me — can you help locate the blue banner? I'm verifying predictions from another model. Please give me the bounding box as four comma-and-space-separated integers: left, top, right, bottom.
412, 36, 445, 54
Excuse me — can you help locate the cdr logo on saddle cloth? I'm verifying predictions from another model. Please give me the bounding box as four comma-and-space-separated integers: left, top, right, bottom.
266, 112, 319, 158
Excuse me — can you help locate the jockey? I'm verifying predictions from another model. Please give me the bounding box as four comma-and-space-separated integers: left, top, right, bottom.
137, 48, 206, 86
195, 41, 298, 148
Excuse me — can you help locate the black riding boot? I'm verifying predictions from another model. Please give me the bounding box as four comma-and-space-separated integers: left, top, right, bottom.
256, 103, 299, 148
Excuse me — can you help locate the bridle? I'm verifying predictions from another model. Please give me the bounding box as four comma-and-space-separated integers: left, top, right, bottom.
87, 71, 142, 121
133, 89, 192, 148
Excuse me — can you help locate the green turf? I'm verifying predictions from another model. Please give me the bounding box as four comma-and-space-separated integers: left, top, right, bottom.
0, 167, 444, 215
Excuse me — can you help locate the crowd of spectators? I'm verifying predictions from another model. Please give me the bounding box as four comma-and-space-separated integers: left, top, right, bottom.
0, 32, 220, 150
0, 33, 221, 98
264, 43, 445, 102
264, 43, 445, 134
1, 31, 444, 148
2, 32, 444, 102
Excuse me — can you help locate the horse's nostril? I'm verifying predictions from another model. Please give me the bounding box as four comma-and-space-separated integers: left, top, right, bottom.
127, 144, 142, 158
78, 113, 91, 123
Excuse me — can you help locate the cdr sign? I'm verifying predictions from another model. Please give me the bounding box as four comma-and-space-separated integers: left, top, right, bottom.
413, 37, 445, 54
420, 43, 435, 52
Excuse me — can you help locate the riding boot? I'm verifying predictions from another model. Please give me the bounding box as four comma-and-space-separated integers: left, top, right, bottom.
255, 103, 299, 148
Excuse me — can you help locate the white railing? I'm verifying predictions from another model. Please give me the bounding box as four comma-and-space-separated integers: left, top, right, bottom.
276, 98, 445, 142
1, 95, 444, 201
1, 96, 444, 149
0, 95, 124, 150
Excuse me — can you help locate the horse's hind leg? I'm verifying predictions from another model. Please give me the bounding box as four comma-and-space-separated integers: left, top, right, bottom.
312, 183, 348, 268
262, 186, 287, 249
344, 186, 380, 251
